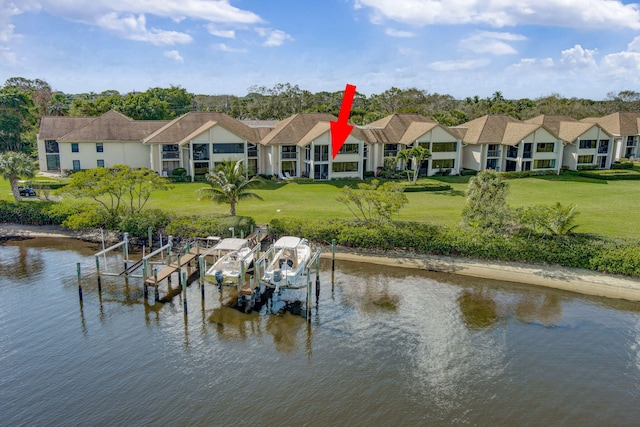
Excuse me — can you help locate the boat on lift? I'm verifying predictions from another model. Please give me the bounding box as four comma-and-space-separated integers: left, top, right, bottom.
204, 238, 254, 288
262, 236, 312, 291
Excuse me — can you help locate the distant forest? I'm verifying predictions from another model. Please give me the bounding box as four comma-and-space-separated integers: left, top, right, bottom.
2, 77, 640, 153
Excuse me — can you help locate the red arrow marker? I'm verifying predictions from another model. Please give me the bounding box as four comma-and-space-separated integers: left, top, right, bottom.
330, 84, 356, 159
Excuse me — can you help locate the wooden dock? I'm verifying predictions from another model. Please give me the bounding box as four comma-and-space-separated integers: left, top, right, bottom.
145, 252, 198, 285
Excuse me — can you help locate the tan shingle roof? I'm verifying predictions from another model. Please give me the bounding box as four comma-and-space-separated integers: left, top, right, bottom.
525, 114, 607, 143
57, 110, 168, 142
366, 114, 438, 143
39, 116, 95, 139
261, 113, 338, 145
459, 115, 544, 146
580, 112, 640, 136
143, 112, 261, 144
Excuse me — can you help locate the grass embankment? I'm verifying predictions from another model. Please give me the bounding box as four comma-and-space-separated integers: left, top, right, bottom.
2, 174, 639, 239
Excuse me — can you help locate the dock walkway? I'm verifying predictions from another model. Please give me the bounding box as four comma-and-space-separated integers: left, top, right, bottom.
144, 252, 199, 285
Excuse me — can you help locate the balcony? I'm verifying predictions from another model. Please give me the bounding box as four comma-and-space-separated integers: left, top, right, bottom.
281, 152, 297, 160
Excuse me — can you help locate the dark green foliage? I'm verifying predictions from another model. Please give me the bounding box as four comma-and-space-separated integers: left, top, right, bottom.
171, 167, 187, 176
118, 209, 174, 238
164, 215, 255, 239
578, 170, 640, 180
461, 169, 478, 176
611, 161, 634, 170
500, 170, 559, 179
270, 217, 640, 277
402, 183, 451, 192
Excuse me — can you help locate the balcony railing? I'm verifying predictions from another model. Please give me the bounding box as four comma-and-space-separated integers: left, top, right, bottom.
487, 150, 501, 157
281, 152, 297, 160
598, 147, 609, 154
162, 152, 180, 159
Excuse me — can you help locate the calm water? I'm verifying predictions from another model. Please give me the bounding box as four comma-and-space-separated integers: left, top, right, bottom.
1, 237, 640, 426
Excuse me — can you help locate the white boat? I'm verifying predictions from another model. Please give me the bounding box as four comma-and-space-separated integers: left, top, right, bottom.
262, 236, 312, 289
204, 238, 254, 286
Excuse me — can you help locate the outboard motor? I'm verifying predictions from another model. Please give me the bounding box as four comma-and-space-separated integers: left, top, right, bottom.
273, 269, 283, 283
214, 270, 223, 291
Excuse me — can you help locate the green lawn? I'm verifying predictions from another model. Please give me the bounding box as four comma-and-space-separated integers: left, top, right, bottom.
2, 174, 639, 239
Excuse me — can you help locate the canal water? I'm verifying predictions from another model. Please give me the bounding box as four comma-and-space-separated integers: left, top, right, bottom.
1, 237, 639, 426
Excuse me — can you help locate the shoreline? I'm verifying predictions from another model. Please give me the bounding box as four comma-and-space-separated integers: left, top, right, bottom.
2, 223, 639, 302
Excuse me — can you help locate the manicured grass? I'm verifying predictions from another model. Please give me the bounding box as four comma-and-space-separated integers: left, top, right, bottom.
2, 174, 640, 239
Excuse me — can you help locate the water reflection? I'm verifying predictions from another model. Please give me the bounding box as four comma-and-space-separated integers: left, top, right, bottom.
457, 289, 500, 330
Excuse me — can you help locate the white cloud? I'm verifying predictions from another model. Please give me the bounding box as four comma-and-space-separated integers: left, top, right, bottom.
559, 44, 598, 68
213, 43, 246, 53
429, 58, 491, 72
256, 28, 293, 47
385, 28, 415, 37
163, 49, 183, 62
460, 31, 526, 55
206, 24, 235, 38
354, 0, 640, 29
96, 13, 192, 45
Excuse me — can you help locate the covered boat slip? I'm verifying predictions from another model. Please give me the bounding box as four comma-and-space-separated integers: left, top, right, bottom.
260, 236, 315, 290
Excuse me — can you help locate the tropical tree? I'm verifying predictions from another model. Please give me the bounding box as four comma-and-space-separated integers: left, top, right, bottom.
197, 160, 263, 216
0, 151, 37, 201
462, 170, 511, 230
0, 86, 36, 153
544, 202, 580, 236
396, 145, 432, 184
59, 165, 170, 225
336, 179, 407, 223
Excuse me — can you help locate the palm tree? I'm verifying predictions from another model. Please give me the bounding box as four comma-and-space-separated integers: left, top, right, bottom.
545, 202, 579, 235
197, 160, 263, 216
0, 151, 36, 201
396, 145, 432, 184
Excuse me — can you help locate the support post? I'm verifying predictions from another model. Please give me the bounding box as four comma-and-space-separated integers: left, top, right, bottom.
77, 262, 83, 302
95, 256, 102, 292
182, 272, 188, 315
123, 232, 129, 271
306, 266, 311, 322
154, 268, 159, 301
148, 226, 153, 252
331, 239, 336, 272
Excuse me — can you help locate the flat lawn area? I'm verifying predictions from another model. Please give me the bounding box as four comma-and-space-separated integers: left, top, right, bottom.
2, 175, 639, 239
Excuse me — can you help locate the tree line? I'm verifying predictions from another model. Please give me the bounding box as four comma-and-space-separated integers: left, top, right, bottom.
3, 77, 640, 155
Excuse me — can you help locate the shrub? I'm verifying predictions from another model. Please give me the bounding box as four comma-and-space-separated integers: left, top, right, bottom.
402, 183, 452, 192
578, 170, 640, 180
611, 161, 634, 170
461, 169, 478, 176
171, 167, 187, 176
165, 214, 255, 239
119, 209, 174, 238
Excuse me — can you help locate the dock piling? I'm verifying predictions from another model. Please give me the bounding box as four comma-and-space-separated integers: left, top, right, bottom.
77, 262, 83, 302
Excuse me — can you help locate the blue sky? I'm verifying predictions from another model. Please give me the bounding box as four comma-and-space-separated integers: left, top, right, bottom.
2, 0, 640, 100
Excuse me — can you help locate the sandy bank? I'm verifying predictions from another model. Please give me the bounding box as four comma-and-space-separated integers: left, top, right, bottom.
321, 248, 640, 302
2, 223, 639, 302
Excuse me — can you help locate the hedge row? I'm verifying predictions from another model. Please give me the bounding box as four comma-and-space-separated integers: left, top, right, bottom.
578, 170, 640, 180
269, 217, 640, 277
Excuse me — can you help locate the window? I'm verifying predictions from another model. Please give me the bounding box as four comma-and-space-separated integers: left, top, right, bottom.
194, 162, 209, 175
598, 140, 609, 154
71, 143, 79, 153
522, 161, 531, 171
536, 143, 554, 152
193, 144, 210, 160
97, 159, 105, 167
487, 144, 500, 157
332, 162, 358, 173
384, 144, 398, 157
578, 155, 594, 164
281, 145, 297, 160
626, 136, 638, 147
247, 144, 258, 157
246, 158, 258, 175
431, 142, 457, 152
579, 140, 596, 149
72, 160, 81, 170
45, 140, 59, 154
432, 159, 454, 169
338, 143, 359, 155
534, 159, 556, 169
486, 159, 498, 169
46, 155, 60, 171
314, 145, 329, 162
507, 146, 518, 158
281, 160, 296, 176
162, 144, 179, 159
213, 143, 244, 154
96, 143, 104, 153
